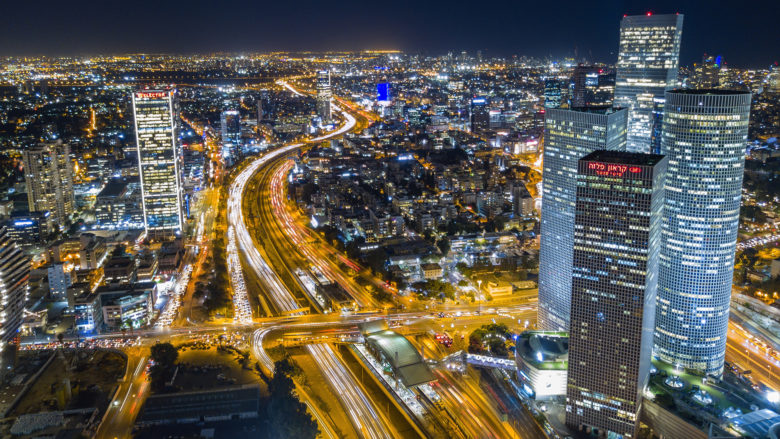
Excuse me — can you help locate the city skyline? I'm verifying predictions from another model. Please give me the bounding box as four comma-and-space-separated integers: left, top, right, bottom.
1, 1, 778, 67
0, 3, 778, 437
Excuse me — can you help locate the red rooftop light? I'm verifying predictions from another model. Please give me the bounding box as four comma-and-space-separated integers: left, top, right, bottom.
646, 11, 652, 16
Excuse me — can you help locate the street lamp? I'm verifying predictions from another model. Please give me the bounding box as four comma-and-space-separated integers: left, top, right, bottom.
476, 279, 482, 315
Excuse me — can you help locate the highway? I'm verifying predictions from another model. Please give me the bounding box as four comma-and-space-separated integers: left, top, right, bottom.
266, 159, 384, 308
95, 78, 543, 438
228, 83, 398, 438
248, 142, 541, 437
95, 351, 149, 439
727, 321, 780, 392
245, 81, 544, 438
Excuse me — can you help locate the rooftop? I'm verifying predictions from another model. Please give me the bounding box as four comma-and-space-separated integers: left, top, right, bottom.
547, 105, 624, 115
516, 331, 569, 370
364, 329, 435, 387
97, 180, 128, 198
138, 385, 261, 424
668, 88, 752, 96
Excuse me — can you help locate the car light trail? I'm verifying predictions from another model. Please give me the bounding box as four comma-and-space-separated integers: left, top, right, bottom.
268, 159, 380, 309
228, 85, 392, 438
227, 225, 253, 324
156, 264, 192, 327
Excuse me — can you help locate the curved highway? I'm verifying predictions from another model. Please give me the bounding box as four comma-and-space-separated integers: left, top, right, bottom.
227, 84, 397, 438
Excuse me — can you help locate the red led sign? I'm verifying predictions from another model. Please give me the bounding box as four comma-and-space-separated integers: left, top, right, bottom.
588, 162, 642, 177
135, 91, 169, 99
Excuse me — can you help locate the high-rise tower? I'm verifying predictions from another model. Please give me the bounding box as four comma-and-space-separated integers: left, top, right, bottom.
614, 13, 683, 154
470, 97, 490, 133
692, 54, 723, 89
220, 109, 241, 163
538, 107, 628, 331
316, 70, 332, 122
0, 227, 30, 351
132, 89, 183, 235
544, 79, 565, 109
655, 89, 752, 376
566, 150, 666, 439
572, 65, 615, 108
22, 140, 75, 226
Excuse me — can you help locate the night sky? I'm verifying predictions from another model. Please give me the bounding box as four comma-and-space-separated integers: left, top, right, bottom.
1, 0, 777, 67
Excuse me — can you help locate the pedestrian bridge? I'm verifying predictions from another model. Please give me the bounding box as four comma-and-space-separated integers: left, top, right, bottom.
443, 351, 516, 371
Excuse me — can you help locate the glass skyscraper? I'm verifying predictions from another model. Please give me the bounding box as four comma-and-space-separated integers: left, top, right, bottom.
0, 227, 30, 351
316, 70, 332, 122
132, 89, 183, 235
614, 13, 683, 154
566, 151, 666, 439
655, 89, 752, 376
538, 107, 628, 331
572, 66, 615, 109
544, 79, 565, 109
221, 109, 241, 163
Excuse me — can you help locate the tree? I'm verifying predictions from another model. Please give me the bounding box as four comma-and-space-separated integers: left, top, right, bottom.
266, 359, 318, 439
493, 216, 506, 232
149, 342, 178, 390
436, 237, 451, 256
364, 248, 387, 275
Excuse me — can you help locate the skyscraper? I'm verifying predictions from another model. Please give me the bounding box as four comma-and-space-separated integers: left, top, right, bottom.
566, 150, 666, 439
692, 54, 723, 89
220, 109, 241, 163
572, 65, 615, 108
132, 89, 184, 235
614, 13, 683, 154
22, 140, 75, 226
538, 107, 628, 331
470, 97, 490, 134
655, 89, 752, 376
316, 70, 332, 122
0, 227, 30, 350
544, 79, 565, 109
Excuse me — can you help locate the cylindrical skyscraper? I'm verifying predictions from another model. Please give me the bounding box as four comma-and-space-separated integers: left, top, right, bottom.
655, 89, 752, 376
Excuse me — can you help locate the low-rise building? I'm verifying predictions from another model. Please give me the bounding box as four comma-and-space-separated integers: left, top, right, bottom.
422, 263, 443, 279
47, 263, 72, 300
103, 256, 136, 285
79, 233, 108, 270
137, 385, 261, 426
515, 331, 568, 399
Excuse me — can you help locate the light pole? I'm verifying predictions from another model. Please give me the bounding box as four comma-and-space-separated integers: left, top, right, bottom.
477, 279, 482, 315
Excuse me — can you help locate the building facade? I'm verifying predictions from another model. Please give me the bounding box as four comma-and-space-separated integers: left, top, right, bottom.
516, 331, 569, 400
0, 227, 30, 349
94, 178, 144, 230
692, 54, 723, 89
470, 97, 490, 133
538, 107, 628, 331
47, 263, 72, 300
572, 65, 615, 108
132, 89, 184, 235
544, 79, 565, 109
655, 90, 752, 376
566, 151, 666, 439
316, 70, 332, 122
220, 109, 241, 164
22, 140, 75, 226
614, 14, 683, 154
